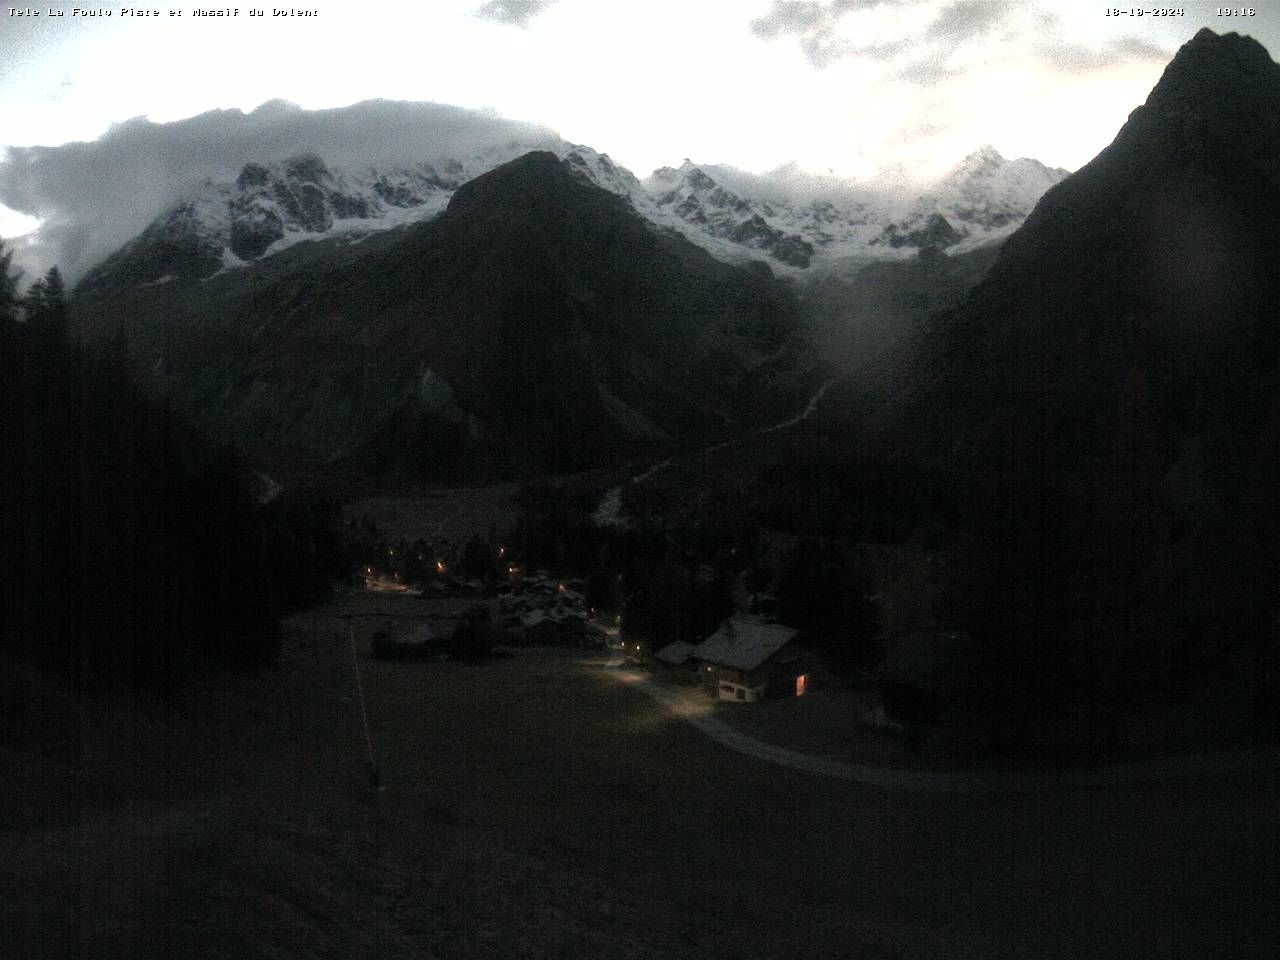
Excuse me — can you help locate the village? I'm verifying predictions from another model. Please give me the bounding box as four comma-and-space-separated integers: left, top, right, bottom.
354, 531, 814, 707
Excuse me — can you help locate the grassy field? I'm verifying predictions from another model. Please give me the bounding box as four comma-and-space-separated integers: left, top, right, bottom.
649, 671, 932, 769
4, 591, 1278, 958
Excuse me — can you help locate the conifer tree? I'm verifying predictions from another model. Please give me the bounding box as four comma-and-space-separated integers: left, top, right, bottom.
43, 265, 67, 320
24, 276, 47, 317
23, 266, 69, 346
0, 238, 19, 323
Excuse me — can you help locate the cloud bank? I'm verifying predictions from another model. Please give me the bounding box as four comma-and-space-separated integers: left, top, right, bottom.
474, 0, 555, 28
0, 99, 562, 284
751, 0, 1168, 76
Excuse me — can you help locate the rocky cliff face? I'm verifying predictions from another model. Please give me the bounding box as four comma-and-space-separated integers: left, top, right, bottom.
895, 29, 1280, 697
76, 154, 470, 290
643, 162, 819, 268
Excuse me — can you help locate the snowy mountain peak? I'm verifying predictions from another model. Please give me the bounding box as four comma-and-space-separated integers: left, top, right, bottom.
939, 146, 1070, 202
562, 144, 646, 197
632, 161, 824, 268
870, 148, 1071, 255
953, 144, 1006, 173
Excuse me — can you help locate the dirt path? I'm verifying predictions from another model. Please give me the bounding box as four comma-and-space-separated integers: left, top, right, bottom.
596, 661, 1280, 793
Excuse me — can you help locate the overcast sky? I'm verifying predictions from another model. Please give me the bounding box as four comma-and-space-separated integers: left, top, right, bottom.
2, 0, 1277, 272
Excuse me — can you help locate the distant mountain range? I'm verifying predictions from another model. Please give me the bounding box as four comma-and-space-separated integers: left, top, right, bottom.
68, 114, 1068, 481
69, 25, 1278, 519
77, 140, 1067, 288
73, 150, 814, 481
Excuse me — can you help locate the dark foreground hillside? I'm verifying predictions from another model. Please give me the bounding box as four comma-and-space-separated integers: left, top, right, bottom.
5, 610, 1277, 960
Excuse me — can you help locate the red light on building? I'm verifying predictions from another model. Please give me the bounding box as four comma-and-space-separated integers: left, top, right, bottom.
795, 674, 807, 697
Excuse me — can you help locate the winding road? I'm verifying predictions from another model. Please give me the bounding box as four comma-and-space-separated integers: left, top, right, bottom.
596, 661, 1279, 794
593, 376, 840, 528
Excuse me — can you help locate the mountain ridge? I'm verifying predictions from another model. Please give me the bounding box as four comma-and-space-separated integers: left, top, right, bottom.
74, 140, 1068, 290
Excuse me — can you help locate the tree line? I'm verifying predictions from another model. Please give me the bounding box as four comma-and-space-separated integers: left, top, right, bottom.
1, 238, 344, 706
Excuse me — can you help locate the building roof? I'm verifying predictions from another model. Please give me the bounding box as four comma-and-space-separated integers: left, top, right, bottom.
654, 640, 695, 666
404, 622, 436, 645
519, 609, 549, 628
690, 617, 798, 672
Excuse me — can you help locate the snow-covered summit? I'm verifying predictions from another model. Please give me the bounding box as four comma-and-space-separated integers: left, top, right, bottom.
874, 146, 1071, 254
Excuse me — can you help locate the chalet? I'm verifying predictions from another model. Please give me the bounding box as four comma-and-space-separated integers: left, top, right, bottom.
547, 604, 588, 644
517, 608, 559, 645
654, 640, 695, 668
748, 592, 784, 619
584, 621, 609, 649
690, 616, 803, 702
653, 640, 701, 682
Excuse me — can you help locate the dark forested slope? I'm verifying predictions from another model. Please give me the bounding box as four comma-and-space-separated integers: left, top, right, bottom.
898, 29, 1280, 739
0, 315, 339, 697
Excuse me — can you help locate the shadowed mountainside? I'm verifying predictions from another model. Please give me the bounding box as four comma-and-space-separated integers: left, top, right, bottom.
894, 29, 1280, 743
73, 151, 814, 482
